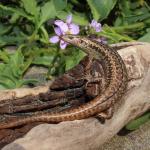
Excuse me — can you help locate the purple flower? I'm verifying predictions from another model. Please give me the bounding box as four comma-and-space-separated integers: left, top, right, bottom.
90, 20, 101, 32
49, 27, 68, 49
49, 14, 80, 49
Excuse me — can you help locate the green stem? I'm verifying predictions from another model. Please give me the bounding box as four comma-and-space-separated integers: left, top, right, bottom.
18, 44, 26, 51
97, 28, 134, 42
40, 26, 49, 43
110, 22, 145, 32
28, 30, 38, 43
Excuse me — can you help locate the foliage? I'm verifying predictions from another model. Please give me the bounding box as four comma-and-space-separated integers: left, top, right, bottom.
0, 0, 149, 90
0, 50, 37, 89
126, 112, 150, 130
0, 0, 149, 130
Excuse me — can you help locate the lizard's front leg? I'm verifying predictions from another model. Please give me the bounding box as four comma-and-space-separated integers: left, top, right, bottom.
96, 106, 114, 120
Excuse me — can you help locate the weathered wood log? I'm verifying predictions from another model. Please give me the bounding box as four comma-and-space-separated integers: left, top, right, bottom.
2, 42, 150, 150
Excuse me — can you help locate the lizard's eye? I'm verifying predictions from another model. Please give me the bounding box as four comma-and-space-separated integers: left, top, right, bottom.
68, 35, 74, 40
69, 37, 74, 40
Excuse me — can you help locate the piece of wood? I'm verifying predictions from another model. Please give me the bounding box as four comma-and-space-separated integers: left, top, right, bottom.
2, 42, 150, 150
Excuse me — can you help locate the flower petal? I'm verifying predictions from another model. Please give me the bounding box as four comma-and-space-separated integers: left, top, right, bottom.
66, 14, 72, 24
49, 36, 59, 43
69, 24, 80, 35
54, 27, 63, 36
60, 40, 68, 49
95, 23, 101, 32
90, 20, 101, 32
90, 19, 97, 27
55, 20, 68, 32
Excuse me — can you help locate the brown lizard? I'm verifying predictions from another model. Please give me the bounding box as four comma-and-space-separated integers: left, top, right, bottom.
0, 35, 128, 129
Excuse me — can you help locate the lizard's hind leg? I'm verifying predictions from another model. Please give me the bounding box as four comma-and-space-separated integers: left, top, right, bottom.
95, 106, 114, 123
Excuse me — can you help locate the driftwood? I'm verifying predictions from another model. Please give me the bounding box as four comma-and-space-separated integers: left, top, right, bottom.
1, 42, 150, 150
0, 52, 105, 148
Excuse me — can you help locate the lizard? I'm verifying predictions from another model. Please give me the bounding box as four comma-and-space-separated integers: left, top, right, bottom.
0, 35, 128, 129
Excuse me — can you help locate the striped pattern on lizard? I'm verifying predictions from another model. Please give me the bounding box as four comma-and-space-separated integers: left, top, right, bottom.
0, 35, 128, 129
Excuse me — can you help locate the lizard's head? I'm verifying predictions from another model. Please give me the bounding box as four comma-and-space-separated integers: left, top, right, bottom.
61, 35, 89, 49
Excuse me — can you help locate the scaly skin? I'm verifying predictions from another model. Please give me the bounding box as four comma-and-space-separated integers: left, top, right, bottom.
0, 35, 128, 129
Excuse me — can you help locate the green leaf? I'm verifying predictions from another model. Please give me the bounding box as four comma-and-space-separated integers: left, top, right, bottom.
38, 1, 57, 28
116, 1, 150, 26
126, 112, 150, 130
0, 78, 16, 89
0, 8, 12, 17
138, 28, 150, 42
86, 0, 117, 21
0, 24, 11, 35
53, 0, 67, 12
97, 25, 134, 43
0, 50, 9, 63
17, 79, 38, 87
0, 4, 32, 21
21, 0, 38, 16
10, 13, 20, 24
119, 0, 131, 17
11, 50, 24, 67
21, 59, 33, 75
0, 50, 33, 89
0, 74, 17, 85
47, 53, 66, 76
38, 0, 67, 28
9, 50, 24, 78
57, 11, 89, 25
0, 35, 26, 47
32, 55, 55, 67
65, 48, 85, 71
126, 13, 150, 23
